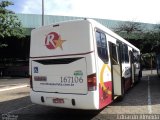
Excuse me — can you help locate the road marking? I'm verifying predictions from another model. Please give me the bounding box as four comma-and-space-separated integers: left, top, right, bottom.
0, 84, 29, 92
7, 104, 35, 114
0, 84, 26, 87
147, 76, 152, 114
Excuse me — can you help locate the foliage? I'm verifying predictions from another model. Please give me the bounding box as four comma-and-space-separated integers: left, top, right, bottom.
114, 21, 160, 54
142, 24, 160, 53
0, 1, 25, 47
114, 21, 143, 34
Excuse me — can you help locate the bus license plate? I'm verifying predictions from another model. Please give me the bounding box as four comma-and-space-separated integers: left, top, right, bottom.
53, 98, 64, 104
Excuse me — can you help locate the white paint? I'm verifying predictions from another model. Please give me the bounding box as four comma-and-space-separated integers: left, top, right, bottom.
7, 104, 35, 114
0, 84, 28, 92
147, 76, 152, 114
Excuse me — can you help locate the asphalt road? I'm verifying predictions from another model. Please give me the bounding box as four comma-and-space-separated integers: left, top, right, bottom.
0, 78, 29, 88
0, 71, 160, 120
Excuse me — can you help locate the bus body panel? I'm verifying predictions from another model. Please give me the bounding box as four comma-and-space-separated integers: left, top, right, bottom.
91, 27, 113, 109
90, 19, 141, 107
99, 81, 112, 109
31, 57, 88, 94
30, 90, 99, 110
95, 58, 112, 109
30, 20, 94, 94
30, 20, 94, 58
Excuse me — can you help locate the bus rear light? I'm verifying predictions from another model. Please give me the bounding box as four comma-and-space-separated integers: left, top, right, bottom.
30, 75, 33, 88
87, 73, 97, 91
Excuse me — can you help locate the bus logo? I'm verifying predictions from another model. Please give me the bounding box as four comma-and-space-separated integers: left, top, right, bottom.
45, 32, 66, 50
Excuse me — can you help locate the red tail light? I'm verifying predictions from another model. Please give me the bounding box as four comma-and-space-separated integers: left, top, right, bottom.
87, 73, 97, 91
30, 75, 33, 88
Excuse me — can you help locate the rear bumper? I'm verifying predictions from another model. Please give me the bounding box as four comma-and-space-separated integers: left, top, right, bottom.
30, 90, 99, 110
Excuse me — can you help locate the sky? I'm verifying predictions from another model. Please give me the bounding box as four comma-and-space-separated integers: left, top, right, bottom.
5, 0, 160, 24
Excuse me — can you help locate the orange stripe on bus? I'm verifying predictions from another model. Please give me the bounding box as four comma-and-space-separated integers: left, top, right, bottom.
100, 64, 112, 94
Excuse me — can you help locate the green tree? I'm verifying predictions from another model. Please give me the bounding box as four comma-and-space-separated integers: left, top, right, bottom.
113, 21, 144, 50
0, 0, 24, 47
114, 21, 143, 34
143, 24, 160, 53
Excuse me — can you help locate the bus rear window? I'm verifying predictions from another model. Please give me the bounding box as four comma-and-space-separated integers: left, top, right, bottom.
96, 31, 108, 63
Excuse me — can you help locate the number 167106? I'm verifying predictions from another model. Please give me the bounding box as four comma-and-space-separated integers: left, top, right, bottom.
60, 76, 83, 84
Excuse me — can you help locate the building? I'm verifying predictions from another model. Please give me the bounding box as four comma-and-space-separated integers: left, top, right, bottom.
18, 13, 156, 55
17, 13, 154, 36
0, 13, 156, 77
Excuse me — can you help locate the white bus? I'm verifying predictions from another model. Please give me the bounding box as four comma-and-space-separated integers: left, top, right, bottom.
29, 19, 141, 110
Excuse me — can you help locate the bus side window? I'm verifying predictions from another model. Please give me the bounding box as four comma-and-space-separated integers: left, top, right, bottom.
123, 44, 129, 63
119, 43, 124, 63
133, 50, 139, 63
96, 31, 108, 63
111, 44, 118, 65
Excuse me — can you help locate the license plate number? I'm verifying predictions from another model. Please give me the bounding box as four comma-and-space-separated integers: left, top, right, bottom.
53, 98, 64, 104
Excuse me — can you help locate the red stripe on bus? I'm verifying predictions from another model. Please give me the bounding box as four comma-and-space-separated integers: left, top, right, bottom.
99, 81, 112, 109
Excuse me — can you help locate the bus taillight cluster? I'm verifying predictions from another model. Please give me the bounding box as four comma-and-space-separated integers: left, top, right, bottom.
87, 73, 97, 91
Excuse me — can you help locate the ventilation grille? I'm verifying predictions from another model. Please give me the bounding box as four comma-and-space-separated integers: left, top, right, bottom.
34, 57, 83, 65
